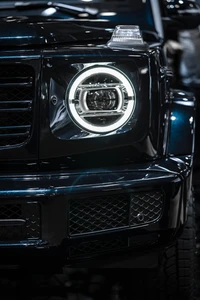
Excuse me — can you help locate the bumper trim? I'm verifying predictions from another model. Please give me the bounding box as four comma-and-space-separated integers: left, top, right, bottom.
0, 240, 46, 247
0, 157, 191, 198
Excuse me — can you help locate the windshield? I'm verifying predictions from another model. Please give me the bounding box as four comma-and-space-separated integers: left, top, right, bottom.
0, 0, 156, 31
82, 0, 155, 31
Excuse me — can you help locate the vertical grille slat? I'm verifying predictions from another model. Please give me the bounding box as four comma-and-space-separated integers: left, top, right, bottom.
0, 65, 34, 147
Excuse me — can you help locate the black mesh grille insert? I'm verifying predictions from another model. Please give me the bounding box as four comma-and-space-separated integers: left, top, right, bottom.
130, 191, 164, 226
0, 204, 21, 219
69, 191, 164, 236
0, 202, 40, 241
69, 194, 130, 235
0, 64, 34, 147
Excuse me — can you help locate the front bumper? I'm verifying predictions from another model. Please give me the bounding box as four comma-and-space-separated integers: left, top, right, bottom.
0, 156, 192, 267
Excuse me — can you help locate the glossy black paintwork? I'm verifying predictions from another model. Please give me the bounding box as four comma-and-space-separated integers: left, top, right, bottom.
0, 17, 113, 48
0, 11, 156, 45
168, 90, 196, 156
0, 156, 191, 195
0, 2, 196, 265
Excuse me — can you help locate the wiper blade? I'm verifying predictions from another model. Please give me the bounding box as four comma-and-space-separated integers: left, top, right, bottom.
0, 1, 99, 17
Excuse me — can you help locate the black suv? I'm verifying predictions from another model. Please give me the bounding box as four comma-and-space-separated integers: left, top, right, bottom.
0, 0, 197, 298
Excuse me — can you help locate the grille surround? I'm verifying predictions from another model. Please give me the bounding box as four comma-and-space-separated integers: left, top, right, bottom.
0, 202, 41, 241
69, 191, 164, 236
0, 64, 34, 148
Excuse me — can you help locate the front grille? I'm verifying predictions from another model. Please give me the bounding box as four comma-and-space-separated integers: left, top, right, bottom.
0, 202, 40, 241
0, 65, 34, 147
69, 191, 164, 236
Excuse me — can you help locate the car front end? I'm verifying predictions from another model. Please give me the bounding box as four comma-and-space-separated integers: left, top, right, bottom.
0, 16, 195, 268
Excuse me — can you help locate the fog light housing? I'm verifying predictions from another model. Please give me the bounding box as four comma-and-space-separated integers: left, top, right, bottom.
67, 66, 136, 134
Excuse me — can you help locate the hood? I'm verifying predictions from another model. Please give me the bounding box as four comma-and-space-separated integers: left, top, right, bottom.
0, 16, 113, 48
0, 16, 160, 48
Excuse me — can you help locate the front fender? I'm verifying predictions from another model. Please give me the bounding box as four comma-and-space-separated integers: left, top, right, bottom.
167, 90, 196, 156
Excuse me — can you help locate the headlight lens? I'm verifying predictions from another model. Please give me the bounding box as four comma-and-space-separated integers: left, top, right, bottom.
67, 66, 136, 133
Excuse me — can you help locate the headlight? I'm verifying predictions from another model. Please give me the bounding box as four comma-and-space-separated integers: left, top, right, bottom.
67, 66, 136, 134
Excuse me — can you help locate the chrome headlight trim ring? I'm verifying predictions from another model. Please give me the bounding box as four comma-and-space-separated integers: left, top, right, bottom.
67, 66, 136, 134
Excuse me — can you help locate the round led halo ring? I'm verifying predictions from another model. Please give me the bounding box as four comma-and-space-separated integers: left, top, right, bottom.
67, 66, 136, 133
